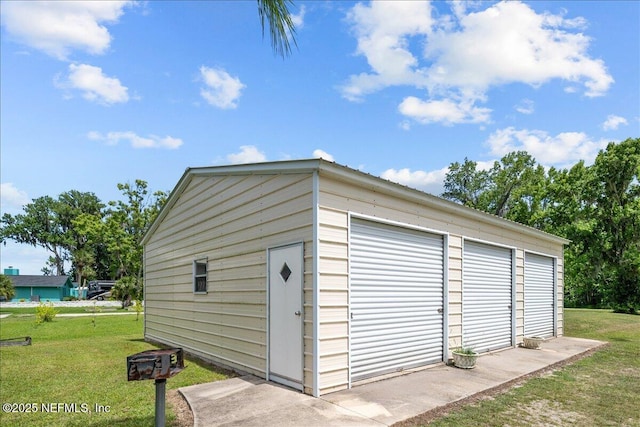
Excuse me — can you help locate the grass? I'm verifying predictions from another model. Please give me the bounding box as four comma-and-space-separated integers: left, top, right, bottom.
0, 306, 130, 315
0, 313, 228, 426
416, 309, 640, 427
1, 309, 638, 427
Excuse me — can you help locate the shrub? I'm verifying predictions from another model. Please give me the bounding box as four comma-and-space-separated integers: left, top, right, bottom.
134, 299, 143, 321
0, 274, 16, 300
112, 277, 140, 309
453, 347, 477, 355
35, 302, 58, 324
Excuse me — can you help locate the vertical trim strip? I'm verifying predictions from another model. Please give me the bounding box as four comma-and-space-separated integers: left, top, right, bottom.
312, 170, 320, 397
347, 213, 352, 389
553, 257, 558, 337
143, 248, 147, 339
442, 233, 450, 360
265, 247, 271, 383
511, 248, 517, 347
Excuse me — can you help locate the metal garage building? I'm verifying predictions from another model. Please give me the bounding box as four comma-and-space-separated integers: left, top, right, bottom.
142, 159, 568, 397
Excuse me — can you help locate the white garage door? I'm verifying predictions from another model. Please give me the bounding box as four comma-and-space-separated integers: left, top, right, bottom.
524, 253, 556, 338
463, 241, 513, 353
350, 219, 444, 381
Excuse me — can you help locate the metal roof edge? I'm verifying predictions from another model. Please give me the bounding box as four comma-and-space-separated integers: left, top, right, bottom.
142, 159, 324, 245
143, 158, 570, 246
316, 161, 570, 246
187, 158, 322, 176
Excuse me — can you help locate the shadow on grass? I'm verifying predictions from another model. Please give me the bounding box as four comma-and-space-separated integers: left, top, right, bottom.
609, 336, 631, 342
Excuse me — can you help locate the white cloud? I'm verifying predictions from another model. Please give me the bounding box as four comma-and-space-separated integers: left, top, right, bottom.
341, 1, 433, 102
291, 5, 306, 28
59, 64, 129, 105
602, 114, 628, 131
486, 127, 608, 166
199, 66, 245, 109
227, 145, 267, 164
0, 1, 132, 60
342, 1, 613, 125
515, 99, 535, 115
88, 131, 183, 149
381, 166, 450, 194
398, 96, 491, 125
0, 183, 30, 213
312, 149, 334, 162
423, 2, 612, 96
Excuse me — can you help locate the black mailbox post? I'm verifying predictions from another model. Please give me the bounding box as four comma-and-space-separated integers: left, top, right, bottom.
127, 348, 185, 427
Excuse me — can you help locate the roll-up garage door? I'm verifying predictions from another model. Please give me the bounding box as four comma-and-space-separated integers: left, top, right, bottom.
463, 241, 513, 353
524, 253, 555, 338
350, 219, 444, 381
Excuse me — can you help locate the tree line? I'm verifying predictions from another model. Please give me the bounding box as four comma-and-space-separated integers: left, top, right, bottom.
442, 137, 640, 313
1, 180, 167, 303
2, 138, 638, 312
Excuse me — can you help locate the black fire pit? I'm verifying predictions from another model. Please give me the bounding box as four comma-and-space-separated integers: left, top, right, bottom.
127, 348, 185, 426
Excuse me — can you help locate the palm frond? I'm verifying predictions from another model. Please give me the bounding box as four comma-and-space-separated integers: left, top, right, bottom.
257, 0, 297, 57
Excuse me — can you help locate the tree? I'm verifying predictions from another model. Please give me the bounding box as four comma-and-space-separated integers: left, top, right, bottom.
104, 180, 167, 299
442, 141, 640, 312
442, 158, 490, 210
257, 0, 297, 57
0, 181, 166, 292
0, 275, 15, 301
442, 151, 544, 225
56, 191, 104, 285
0, 191, 104, 285
544, 162, 603, 307
588, 138, 640, 312
486, 152, 546, 225
1, 196, 68, 275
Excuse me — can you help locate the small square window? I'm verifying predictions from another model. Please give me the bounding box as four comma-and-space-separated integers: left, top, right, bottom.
194, 259, 207, 293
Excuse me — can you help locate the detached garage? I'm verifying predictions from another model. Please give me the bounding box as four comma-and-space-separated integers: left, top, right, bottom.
142, 159, 568, 397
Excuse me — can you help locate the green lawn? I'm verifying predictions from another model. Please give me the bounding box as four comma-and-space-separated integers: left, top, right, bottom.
1, 309, 638, 427
0, 306, 130, 315
0, 313, 228, 426
416, 309, 640, 427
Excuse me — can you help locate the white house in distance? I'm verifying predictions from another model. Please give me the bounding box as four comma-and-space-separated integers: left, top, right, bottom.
142, 159, 568, 397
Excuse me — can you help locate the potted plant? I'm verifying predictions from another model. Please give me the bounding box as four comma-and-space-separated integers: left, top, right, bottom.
522, 336, 545, 349
451, 346, 479, 369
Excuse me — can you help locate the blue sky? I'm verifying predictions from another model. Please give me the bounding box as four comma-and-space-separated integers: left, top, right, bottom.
1, 1, 638, 275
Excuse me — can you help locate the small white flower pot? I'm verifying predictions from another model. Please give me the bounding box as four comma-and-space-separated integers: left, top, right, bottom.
452, 350, 479, 369
522, 336, 545, 349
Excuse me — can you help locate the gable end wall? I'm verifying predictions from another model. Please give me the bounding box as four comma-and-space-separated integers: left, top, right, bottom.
144, 173, 314, 389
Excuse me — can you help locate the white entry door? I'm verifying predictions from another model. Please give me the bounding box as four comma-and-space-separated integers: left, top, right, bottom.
268, 243, 303, 390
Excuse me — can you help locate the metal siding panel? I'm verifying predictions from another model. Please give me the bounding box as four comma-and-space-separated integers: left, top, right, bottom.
144, 173, 314, 380
524, 253, 555, 338
463, 241, 513, 353
350, 219, 444, 381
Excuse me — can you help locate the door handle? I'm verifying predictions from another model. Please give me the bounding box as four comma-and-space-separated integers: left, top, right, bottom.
294, 310, 301, 316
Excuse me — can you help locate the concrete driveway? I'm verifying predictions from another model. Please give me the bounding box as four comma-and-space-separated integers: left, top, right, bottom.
180, 337, 605, 427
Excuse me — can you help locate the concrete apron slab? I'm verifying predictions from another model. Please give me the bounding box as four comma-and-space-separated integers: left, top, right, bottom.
180, 337, 606, 427
180, 376, 382, 426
